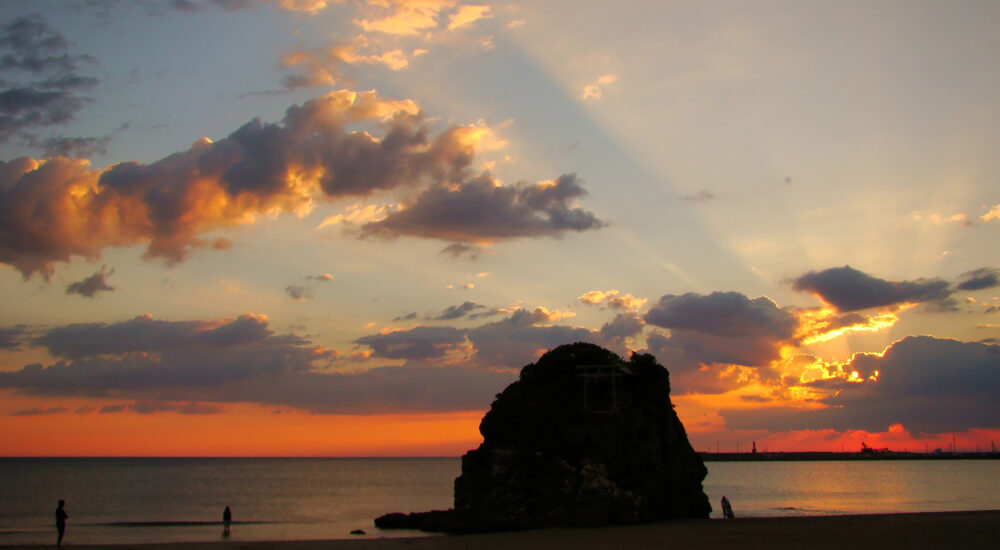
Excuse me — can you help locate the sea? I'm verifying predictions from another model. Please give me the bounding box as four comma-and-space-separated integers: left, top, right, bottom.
1, 457, 998, 546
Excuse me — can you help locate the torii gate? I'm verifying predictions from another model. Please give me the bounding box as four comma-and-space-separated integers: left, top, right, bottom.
575, 363, 632, 413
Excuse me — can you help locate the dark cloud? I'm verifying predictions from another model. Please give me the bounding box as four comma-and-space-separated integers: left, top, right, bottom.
791, 265, 953, 311
218, 364, 514, 414
467, 307, 508, 320
642, 332, 747, 394
31, 313, 277, 360
0, 313, 517, 415
957, 267, 1000, 291
724, 336, 1000, 434
641, 292, 799, 389
354, 326, 466, 360
285, 284, 312, 301
645, 291, 797, 341
440, 242, 481, 259
65, 265, 115, 298
360, 173, 605, 243
42, 134, 110, 158
286, 273, 332, 300
0, 15, 98, 146
9, 406, 68, 416
210, 0, 256, 11
353, 307, 627, 371
0, 325, 29, 350
132, 400, 224, 414
598, 312, 644, 341
1, 90, 599, 279
95, 401, 224, 414
428, 301, 484, 320
595, 312, 644, 353
0, 308, 646, 415
170, 0, 203, 12
393, 312, 418, 322
467, 309, 600, 370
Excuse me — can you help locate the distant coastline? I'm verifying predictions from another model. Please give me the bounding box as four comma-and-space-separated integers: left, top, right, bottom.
701, 451, 1000, 461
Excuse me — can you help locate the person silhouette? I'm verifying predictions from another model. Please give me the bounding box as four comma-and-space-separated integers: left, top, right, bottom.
55, 500, 68, 547
721, 495, 734, 519
223, 506, 231, 537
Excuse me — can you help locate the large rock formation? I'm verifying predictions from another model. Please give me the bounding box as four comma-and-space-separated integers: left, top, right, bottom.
376, 342, 711, 532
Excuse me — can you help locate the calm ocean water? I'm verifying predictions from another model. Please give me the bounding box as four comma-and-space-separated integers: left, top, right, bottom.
1, 458, 998, 546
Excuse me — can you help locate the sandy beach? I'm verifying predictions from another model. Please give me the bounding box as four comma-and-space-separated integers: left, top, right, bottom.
5, 511, 997, 550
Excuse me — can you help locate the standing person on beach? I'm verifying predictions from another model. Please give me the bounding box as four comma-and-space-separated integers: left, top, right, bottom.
55, 499, 68, 547
223, 506, 231, 536
721, 496, 734, 519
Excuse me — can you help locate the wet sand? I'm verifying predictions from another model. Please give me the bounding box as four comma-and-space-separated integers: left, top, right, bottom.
5, 510, 998, 550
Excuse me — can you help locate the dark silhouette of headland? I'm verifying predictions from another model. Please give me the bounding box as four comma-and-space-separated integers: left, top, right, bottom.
376, 342, 711, 533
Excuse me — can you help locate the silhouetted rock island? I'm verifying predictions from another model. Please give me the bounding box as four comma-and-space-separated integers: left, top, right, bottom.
375, 342, 712, 533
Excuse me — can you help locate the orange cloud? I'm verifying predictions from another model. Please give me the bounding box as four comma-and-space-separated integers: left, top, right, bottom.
794, 307, 900, 345
355, 0, 456, 35
581, 74, 618, 101
3, 90, 565, 278
578, 289, 647, 311
447, 4, 491, 30
268, 0, 333, 13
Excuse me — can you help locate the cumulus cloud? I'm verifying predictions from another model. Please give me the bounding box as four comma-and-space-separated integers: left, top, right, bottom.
578, 289, 647, 311
645, 291, 797, 341
447, 4, 491, 30
597, 312, 644, 350
979, 204, 1000, 222
723, 336, 1000, 434
467, 309, 596, 369
642, 292, 799, 384
350, 306, 629, 371
957, 268, 1000, 292
354, 0, 456, 35
354, 325, 467, 360
65, 265, 115, 298
0, 14, 99, 147
791, 265, 953, 312
2, 89, 598, 279
281, 37, 408, 89
360, 173, 604, 243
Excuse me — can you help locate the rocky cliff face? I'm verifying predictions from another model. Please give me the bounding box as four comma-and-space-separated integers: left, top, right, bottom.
452, 342, 711, 530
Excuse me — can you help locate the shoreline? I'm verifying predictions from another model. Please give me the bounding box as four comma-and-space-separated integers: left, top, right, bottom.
4, 510, 998, 550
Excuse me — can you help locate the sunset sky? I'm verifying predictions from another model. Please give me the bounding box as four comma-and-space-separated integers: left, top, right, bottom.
2, 0, 999, 457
